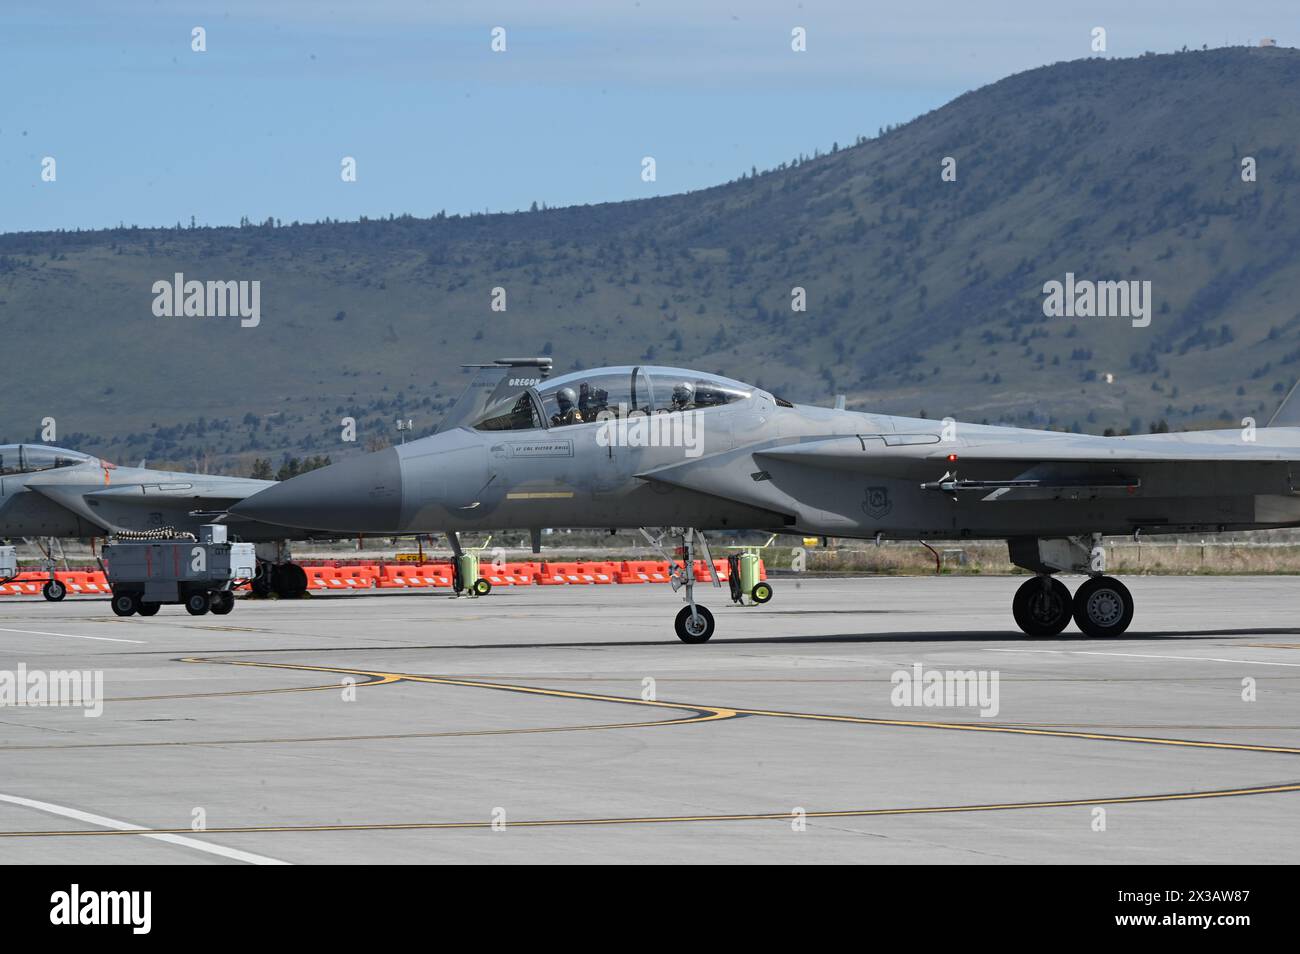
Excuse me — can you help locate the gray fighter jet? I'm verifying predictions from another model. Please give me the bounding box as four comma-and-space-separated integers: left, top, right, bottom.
0, 443, 323, 599
231, 364, 1300, 642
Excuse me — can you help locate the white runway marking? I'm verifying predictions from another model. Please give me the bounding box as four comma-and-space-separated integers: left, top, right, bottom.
984, 648, 1300, 668
0, 626, 144, 644
0, 792, 287, 864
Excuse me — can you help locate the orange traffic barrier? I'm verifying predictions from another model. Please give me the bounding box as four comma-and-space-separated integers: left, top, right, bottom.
544, 562, 604, 584
506, 562, 543, 584
577, 561, 617, 583
378, 565, 428, 588
0, 558, 765, 596
692, 559, 733, 582
334, 565, 376, 589
617, 560, 670, 583
305, 567, 342, 590
417, 564, 454, 587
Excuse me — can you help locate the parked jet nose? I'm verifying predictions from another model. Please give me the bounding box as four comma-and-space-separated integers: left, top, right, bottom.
231, 448, 404, 532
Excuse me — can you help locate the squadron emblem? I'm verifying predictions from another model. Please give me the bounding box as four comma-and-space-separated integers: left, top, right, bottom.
863, 485, 892, 520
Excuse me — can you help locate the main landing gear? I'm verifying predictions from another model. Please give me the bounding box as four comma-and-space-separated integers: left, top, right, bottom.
249, 542, 308, 598
1007, 535, 1135, 638
641, 527, 723, 643
250, 561, 309, 598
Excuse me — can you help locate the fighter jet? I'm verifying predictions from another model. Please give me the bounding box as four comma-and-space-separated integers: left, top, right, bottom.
231, 364, 1300, 642
0, 443, 324, 599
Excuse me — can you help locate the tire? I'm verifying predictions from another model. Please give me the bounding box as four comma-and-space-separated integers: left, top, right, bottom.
110, 593, 138, 617
251, 565, 273, 598
472, 578, 492, 596
185, 592, 211, 616
210, 591, 234, 615
272, 563, 308, 597
1072, 576, 1134, 638
750, 582, 773, 605
674, 605, 715, 643
42, 580, 66, 602
1012, 577, 1072, 637
137, 601, 161, 617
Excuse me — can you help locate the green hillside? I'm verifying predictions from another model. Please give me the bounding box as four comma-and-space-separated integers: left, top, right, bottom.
3, 46, 1300, 474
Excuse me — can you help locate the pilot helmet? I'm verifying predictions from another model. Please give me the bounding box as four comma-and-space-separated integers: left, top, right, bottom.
556, 387, 578, 411
671, 382, 695, 406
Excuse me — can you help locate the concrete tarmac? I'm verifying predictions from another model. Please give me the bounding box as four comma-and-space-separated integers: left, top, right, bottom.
0, 574, 1297, 864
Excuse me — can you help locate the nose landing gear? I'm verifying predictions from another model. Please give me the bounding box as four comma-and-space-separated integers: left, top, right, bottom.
641, 527, 723, 643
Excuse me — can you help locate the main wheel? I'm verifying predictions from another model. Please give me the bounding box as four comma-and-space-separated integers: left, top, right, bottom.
42, 580, 67, 602
674, 605, 715, 643
472, 578, 492, 596
251, 565, 273, 598
1012, 576, 1072, 637
137, 601, 161, 617
750, 582, 773, 605
210, 591, 235, 615
110, 593, 138, 617
185, 592, 211, 616
272, 563, 308, 598
1072, 576, 1133, 637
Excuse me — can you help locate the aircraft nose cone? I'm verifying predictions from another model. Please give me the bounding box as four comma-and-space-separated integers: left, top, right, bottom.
231, 448, 404, 532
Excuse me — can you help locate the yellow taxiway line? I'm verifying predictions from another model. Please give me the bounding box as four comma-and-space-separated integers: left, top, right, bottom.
2, 782, 1298, 837
0, 653, 1294, 840
183, 656, 1300, 756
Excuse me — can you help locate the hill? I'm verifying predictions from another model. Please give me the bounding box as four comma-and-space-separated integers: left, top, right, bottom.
3, 46, 1300, 473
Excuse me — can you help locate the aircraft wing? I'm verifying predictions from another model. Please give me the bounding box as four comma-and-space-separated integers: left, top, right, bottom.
24, 473, 278, 534
754, 432, 1300, 467
636, 429, 1300, 519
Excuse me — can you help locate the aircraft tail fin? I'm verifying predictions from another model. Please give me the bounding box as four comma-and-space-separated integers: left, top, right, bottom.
1267, 379, 1300, 427
435, 357, 553, 432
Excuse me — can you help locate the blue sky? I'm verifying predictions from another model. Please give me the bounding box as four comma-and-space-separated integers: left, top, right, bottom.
1, 1, 1292, 233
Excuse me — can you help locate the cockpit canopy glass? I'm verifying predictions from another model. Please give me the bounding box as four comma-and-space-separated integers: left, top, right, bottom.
473, 392, 544, 432
642, 368, 751, 413
0, 444, 94, 476
471, 366, 753, 432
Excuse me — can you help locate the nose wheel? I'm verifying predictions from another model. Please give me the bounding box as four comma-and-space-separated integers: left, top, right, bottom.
675, 605, 715, 643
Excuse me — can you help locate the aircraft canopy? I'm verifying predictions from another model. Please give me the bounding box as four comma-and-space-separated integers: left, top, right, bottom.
472, 366, 753, 431
0, 444, 95, 476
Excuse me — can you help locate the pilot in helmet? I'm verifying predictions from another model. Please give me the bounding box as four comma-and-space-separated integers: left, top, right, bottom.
670, 381, 696, 411
551, 386, 584, 426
